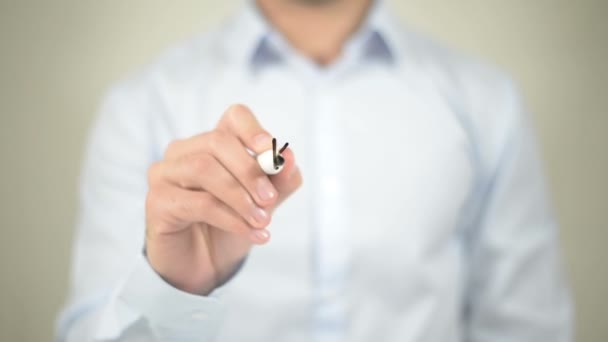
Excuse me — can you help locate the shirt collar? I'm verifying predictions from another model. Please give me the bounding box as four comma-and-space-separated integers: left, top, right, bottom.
220, 0, 405, 69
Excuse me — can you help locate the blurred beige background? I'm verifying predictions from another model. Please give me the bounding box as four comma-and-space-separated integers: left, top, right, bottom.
0, 0, 606, 341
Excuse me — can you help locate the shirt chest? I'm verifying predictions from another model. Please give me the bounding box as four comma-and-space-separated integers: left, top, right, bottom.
166, 64, 474, 338
182, 67, 474, 257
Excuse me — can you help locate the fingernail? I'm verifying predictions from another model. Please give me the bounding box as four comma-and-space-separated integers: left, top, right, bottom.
253, 133, 272, 151
257, 178, 276, 202
250, 207, 269, 225
250, 229, 270, 243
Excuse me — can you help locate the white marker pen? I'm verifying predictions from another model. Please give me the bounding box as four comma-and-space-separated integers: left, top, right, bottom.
257, 137, 289, 175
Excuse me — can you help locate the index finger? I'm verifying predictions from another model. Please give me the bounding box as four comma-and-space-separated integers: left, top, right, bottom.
216, 104, 273, 154
163, 104, 273, 161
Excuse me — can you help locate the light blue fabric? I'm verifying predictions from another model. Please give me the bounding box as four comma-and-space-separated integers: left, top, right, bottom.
57, 1, 572, 341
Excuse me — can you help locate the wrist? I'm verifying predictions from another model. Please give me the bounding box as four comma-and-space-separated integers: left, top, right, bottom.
144, 240, 218, 296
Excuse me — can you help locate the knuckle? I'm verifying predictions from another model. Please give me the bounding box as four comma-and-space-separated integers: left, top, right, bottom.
189, 154, 214, 175
164, 194, 185, 222
206, 130, 228, 151
177, 198, 196, 217
225, 103, 250, 122
180, 192, 212, 216
147, 162, 163, 185
164, 139, 183, 159
204, 193, 223, 211
145, 189, 164, 216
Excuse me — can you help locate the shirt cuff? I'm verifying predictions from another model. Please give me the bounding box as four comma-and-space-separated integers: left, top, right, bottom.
95, 253, 225, 341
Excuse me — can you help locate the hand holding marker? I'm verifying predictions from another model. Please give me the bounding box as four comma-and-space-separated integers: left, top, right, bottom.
144, 104, 302, 295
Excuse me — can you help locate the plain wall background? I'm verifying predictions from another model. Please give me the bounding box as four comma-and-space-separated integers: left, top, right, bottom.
0, 1, 606, 341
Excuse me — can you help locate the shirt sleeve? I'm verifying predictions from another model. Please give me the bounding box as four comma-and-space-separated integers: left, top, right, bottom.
55, 75, 225, 341
463, 78, 573, 341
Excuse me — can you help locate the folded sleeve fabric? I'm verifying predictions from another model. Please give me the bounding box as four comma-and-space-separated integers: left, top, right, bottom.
99, 254, 225, 341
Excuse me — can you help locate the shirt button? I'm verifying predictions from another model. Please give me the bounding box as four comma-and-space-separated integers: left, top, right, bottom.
191, 311, 208, 320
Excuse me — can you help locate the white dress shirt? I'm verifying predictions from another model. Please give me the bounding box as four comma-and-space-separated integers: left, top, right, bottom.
57, 1, 572, 341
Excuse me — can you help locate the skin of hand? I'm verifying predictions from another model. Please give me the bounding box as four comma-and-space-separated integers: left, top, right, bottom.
145, 104, 302, 295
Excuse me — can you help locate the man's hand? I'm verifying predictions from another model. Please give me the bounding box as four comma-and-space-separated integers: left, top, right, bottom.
145, 104, 302, 295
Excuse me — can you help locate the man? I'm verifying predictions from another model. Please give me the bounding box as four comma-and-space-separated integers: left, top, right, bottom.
57, 0, 572, 341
